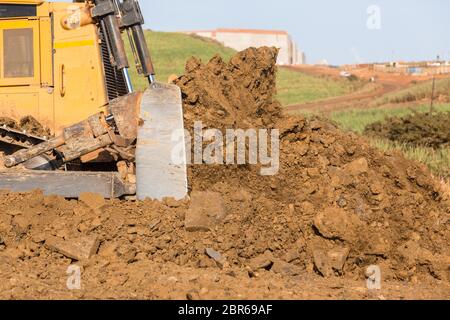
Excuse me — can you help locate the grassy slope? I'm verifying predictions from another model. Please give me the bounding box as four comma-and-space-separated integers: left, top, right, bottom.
126, 31, 353, 105
330, 104, 450, 134
276, 68, 356, 105
370, 78, 450, 107
330, 104, 450, 179
370, 138, 449, 180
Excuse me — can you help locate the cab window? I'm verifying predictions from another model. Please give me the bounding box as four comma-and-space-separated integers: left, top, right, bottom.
0, 5, 36, 18
3, 28, 34, 78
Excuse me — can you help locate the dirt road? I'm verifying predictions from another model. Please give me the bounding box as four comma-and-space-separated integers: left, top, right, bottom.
284, 65, 439, 113
285, 82, 400, 113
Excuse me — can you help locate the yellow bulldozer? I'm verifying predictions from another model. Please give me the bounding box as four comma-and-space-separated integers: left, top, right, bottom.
0, 0, 188, 200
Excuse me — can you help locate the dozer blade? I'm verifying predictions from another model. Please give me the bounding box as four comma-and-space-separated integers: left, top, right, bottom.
136, 83, 188, 201
0, 171, 135, 199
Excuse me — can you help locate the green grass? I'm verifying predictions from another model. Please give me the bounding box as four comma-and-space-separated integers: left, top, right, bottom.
329, 104, 450, 179
330, 104, 450, 134
370, 78, 450, 107
370, 139, 449, 179
126, 31, 355, 106
276, 68, 357, 106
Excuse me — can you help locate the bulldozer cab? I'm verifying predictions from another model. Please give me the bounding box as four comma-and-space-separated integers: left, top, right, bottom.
0, 0, 110, 134
0, 1, 188, 201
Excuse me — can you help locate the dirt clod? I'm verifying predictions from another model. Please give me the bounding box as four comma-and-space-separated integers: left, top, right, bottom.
365, 112, 450, 149
205, 248, 226, 267
45, 235, 100, 261
79, 193, 106, 211
271, 259, 302, 277
313, 208, 364, 242
313, 247, 350, 278
185, 192, 226, 232
19, 116, 51, 137
0, 116, 50, 137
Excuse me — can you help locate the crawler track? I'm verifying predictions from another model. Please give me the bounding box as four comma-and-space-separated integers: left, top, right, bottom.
0, 125, 46, 149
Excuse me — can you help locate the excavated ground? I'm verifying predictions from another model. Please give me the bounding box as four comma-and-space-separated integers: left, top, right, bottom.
0, 48, 449, 300
365, 112, 450, 149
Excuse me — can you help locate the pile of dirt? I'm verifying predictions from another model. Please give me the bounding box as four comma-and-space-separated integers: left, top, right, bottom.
365, 112, 450, 149
0, 116, 51, 137
175, 47, 282, 129
0, 47, 449, 299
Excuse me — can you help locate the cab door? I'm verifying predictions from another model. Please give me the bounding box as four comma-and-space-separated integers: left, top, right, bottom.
0, 18, 43, 127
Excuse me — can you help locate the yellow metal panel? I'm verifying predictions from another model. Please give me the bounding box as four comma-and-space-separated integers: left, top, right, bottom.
0, 1, 44, 4
0, 89, 39, 121
54, 39, 95, 49
52, 3, 108, 133
39, 16, 52, 86
0, 18, 35, 28
38, 85, 54, 132
0, 28, 2, 81
0, 85, 54, 132
36, 1, 49, 18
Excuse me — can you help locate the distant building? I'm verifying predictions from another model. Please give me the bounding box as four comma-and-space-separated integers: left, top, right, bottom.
316, 59, 329, 66
182, 28, 305, 66
373, 61, 450, 76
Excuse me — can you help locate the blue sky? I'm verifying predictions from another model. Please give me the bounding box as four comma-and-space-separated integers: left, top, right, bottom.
55, 0, 449, 65
140, 0, 449, 65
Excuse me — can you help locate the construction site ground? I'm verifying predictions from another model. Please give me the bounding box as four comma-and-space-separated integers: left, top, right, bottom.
0, 48, 449, 300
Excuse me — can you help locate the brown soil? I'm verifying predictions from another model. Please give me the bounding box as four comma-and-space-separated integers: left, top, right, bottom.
365, 112, 450, 149
176, 47, 282, 129
0, 48, 449, 300
0, 116, 50, 137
